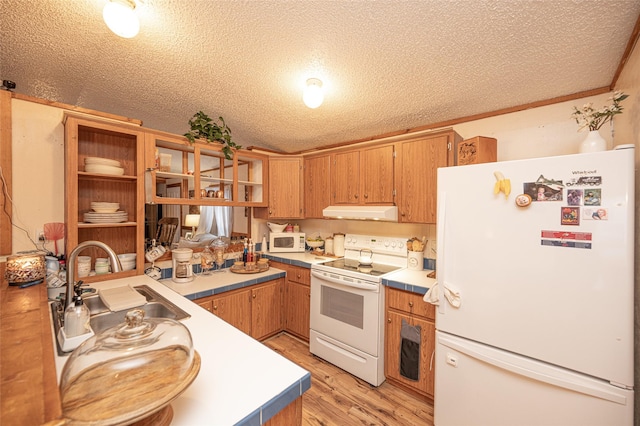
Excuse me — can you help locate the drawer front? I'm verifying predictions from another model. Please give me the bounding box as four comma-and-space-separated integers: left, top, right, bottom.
288, 265, 310, 286
387, 287, 434, 320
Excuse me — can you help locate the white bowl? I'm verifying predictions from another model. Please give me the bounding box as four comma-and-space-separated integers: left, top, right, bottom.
118, 253, 137, 262
85, 164, 125, 176
120, 261, 136, 271
306, 239, 324, 248
92, 207, 119, 213
85, 157, 121, 167
268, 222, 288, 233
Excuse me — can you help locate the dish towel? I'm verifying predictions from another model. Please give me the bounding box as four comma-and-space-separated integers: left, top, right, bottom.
423, 281, 461, 308
99, 286, 146, 312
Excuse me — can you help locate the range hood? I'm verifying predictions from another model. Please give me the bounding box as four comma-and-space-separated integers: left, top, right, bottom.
322, 205, 399, 222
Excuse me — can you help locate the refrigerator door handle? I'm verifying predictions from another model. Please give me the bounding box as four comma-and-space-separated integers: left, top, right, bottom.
436, 191, 447, 315
439, 333, 629, 405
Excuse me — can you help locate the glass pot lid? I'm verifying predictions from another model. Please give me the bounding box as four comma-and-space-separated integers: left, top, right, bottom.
59, 309, 200, 425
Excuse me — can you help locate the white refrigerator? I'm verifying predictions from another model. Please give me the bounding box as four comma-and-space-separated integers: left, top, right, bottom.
433, 147, 635, 425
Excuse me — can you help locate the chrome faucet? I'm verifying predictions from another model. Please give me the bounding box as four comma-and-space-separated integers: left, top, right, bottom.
65, 241, 122, 310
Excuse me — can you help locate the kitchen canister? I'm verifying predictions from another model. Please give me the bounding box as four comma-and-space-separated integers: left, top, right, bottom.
333, 233, 345, 257
77, 256, 91, 278
407, 250, 424, 271
324, 236, 334, 255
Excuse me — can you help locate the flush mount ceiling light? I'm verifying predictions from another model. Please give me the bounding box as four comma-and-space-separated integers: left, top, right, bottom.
103, 0, 140, 38
303, 78, 324, 109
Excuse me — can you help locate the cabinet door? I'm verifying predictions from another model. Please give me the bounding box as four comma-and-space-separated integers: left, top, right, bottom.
385, 310, 435, 398
212, 289, 251, 335
196, 299, 213, 313
332, 151, 360, 204
266, 157, 303, 218
304, 154, 331, 218
284, 280, 310, 341
397, 134, 451, 223
361, 144, 394, 204
251, 279, 283, 340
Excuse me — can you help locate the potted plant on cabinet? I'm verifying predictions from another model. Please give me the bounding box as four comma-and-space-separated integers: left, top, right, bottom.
184, 111, 241, 159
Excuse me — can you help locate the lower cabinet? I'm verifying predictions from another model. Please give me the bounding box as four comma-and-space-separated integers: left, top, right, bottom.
270, 261, 311, 342
195, 278, 283, 341
251, 279, 284, 341
384, 287, 436, 399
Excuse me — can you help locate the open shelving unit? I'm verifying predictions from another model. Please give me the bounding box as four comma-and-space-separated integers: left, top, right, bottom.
64, 113, 145, 280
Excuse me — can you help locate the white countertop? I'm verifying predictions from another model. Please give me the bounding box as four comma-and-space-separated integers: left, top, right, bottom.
384, 268, 436, 292
263, 251, 336, 266
52, 275, 311, 425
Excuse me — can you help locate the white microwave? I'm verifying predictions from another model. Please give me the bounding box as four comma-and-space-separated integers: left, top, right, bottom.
269, 232, 306, 253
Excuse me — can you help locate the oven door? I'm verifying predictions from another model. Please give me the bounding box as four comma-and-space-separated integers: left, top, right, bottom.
310, 269, 382, 356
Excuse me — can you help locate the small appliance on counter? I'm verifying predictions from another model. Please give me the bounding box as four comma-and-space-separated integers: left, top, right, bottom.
269, 232, 306, 253
172, 248, 194, 283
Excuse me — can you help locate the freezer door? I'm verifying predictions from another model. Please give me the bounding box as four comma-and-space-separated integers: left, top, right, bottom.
435, 332, 634, 426
435, 149, 634, 387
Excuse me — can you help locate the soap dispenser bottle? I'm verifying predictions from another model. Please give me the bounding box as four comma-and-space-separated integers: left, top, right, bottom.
64, 285, 90, 338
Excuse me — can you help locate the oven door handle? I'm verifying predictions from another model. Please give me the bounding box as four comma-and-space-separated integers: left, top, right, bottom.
311, 270, 379, 291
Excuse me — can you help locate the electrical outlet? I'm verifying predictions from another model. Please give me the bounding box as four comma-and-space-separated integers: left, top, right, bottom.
36, 230, 45, 241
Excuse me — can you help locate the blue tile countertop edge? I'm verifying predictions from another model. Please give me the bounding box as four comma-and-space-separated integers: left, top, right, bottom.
235, 372, 312, 426
383, 279, 429, 295
181, 271, 287, 301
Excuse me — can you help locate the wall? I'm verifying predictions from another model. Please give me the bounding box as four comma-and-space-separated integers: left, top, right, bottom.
10, 100, 65, 255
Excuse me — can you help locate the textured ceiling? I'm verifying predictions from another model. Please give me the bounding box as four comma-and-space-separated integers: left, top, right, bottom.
1, 1, 639, 153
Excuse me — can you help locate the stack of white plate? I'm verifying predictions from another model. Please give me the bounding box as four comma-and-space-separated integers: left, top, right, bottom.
90, 202, 120, 213
83, 211, 128, 224
84, 157, 125, 176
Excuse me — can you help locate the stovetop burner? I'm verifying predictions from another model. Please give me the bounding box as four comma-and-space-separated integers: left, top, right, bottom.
321, 258, 402, 277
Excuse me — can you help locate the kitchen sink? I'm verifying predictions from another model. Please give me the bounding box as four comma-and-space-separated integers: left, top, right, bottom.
51, 285, 190, 355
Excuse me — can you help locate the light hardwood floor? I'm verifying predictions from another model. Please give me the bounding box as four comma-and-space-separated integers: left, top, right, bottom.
264, 333, 434, 426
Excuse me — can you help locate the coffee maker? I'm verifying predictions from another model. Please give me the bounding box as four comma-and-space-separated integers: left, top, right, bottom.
172, 248, 194, 283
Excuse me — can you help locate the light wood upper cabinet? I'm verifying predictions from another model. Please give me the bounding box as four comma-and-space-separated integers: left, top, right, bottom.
144, 130, 268, 207
362, 144, 395, 204
332, 144, 394, 205
255, 156, 303, 219
332, 150, 360, 204
304, 154, 331, 218
395, 131, 458, 223
64, 113, 145, 279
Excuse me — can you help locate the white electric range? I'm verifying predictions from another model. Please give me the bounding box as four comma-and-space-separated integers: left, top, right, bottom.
309, 234, 408, 386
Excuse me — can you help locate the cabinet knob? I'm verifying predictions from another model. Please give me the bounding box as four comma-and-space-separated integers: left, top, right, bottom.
213, 305, 218, 310
354, 194, 359, 199
388, 318, 392, 323
253, 293, 256, 299
401, 212, 406, 216
269, 210, 273, 215
364, 194, 368, 199
409, 301, 414, 308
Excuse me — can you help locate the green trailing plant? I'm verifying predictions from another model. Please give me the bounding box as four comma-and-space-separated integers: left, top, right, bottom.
184, 111, 241, 159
